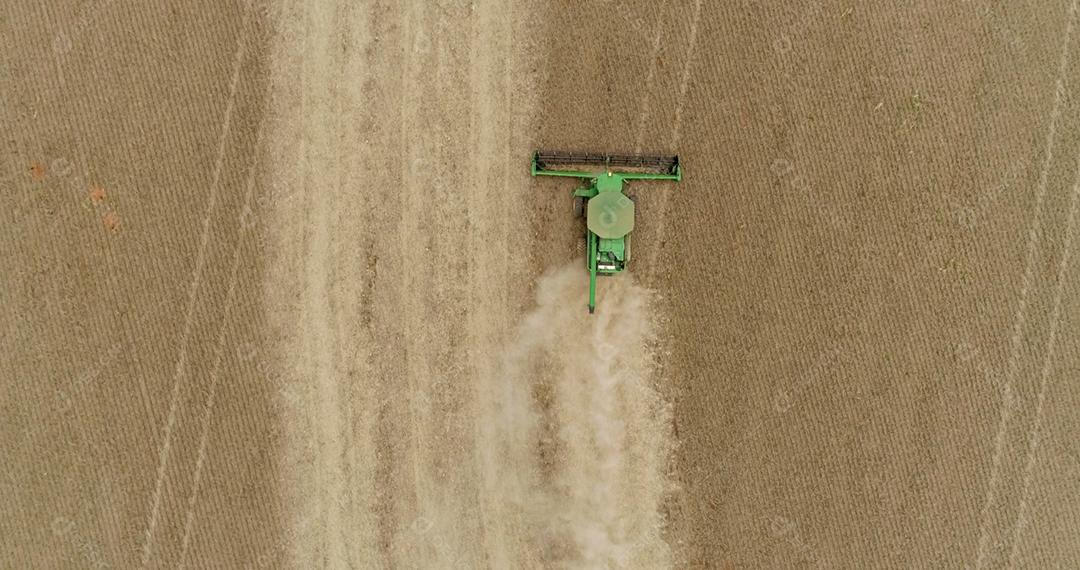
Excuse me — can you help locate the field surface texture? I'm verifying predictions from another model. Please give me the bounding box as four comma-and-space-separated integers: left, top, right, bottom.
2, 1, 1079, 568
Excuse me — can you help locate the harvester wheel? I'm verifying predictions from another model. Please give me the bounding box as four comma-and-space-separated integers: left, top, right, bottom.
573, 196, 584, 218
624, 233, 631, 263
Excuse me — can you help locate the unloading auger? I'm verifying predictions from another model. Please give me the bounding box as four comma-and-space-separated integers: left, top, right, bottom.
531, 150, 682, 313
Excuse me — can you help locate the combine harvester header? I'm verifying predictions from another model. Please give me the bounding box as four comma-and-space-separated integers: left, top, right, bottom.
531, 150, 681, 313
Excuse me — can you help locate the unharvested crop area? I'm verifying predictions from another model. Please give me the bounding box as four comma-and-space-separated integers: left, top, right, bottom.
3, 1, 1079, 568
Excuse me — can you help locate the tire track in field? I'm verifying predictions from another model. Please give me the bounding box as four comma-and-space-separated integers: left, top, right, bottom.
632, 0, 670, 155
140, 3, 255, 564
176, 122, 265, 570
1006, 151, 1080, 568
974, 1, 1079, 566
645, 0, 703, 279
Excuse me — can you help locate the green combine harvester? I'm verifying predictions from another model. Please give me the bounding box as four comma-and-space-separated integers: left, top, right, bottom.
531, 151, 681, 313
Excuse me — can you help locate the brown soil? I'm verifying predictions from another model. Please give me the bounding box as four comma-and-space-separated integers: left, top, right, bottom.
3, 1, 1080, 568
1, 1, 276, 567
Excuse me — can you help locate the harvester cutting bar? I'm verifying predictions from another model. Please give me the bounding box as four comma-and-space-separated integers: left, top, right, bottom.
535, 150, 679, 175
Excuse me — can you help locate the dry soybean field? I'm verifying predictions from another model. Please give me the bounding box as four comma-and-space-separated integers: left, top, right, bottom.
3, 1, 1080, 568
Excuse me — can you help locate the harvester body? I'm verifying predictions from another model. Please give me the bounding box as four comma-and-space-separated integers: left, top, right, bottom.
531, 151, 681, 313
